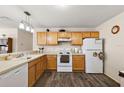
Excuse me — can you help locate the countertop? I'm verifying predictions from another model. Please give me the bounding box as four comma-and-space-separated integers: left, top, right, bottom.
0, 54, 45, 75
0, 52, 85, 75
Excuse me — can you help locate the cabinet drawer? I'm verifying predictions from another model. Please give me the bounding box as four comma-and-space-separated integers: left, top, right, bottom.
47, 55, 57, 60
72, 55, 84, 60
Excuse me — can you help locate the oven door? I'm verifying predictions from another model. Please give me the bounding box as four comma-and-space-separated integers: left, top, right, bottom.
57, 54, 72, 66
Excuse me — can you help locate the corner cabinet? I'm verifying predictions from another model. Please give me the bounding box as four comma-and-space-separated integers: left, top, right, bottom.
28, 55, 47, 87
71, 32, 82, 45
37, 32, 47, 45
47, 32, 58, 45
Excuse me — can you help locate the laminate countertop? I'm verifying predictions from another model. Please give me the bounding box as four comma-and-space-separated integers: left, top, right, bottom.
0, 52, 85, 75
0, 53, 45, 75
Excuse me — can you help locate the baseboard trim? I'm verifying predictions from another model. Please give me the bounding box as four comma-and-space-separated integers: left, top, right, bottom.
104, 73, 120, 86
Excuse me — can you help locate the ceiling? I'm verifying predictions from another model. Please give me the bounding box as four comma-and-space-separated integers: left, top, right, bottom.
0, 5, 124, 28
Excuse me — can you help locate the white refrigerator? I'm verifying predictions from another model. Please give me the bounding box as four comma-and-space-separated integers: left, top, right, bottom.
82, 38, 104, 73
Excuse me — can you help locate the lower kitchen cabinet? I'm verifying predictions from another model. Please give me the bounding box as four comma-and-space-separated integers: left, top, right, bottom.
28, 65, 36, 87
72, 55, 85, 72
36, 61, 42, 80
28, 55, 47, 87
47, 55, 57, 70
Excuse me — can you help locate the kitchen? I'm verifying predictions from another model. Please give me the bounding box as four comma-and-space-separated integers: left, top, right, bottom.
0, 5, 124, 87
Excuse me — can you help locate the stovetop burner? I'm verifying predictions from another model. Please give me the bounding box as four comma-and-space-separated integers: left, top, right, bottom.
59, 51, 71, 55
59, 52, 63, 54
66, 52, 70, 54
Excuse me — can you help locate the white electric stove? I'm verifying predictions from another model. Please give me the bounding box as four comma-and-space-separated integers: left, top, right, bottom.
57, 51, 72, 72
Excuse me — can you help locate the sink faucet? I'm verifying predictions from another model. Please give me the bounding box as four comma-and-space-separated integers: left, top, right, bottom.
16, 53, 24, 58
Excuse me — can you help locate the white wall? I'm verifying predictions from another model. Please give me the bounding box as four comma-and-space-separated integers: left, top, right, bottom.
0, 28, 18, 52
33, 27, 96, 51
17, 30, 33, 52
96, 12, 124, 83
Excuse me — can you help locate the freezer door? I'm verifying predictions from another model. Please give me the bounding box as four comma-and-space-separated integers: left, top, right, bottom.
85, 51, 103, 73
83, 38, 103, 50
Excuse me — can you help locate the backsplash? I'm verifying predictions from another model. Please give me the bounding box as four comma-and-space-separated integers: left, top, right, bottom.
38, 42, 82, 53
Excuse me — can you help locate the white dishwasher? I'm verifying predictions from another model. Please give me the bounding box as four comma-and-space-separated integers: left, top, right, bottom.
0, 63, 28, 87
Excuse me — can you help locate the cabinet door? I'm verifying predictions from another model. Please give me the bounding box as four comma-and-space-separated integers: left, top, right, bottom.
47, 32, 58, 45
72, 55, 85, 71
90, 32, 99, 38
42, 55, 47, 71
72, 32, 82, 45
58, 32, 71, 38
36, 61, 42, 80
82, 32, 91, 38
28, 66, 36, 87
37, 32, 46, 45
47, 55, 57, 70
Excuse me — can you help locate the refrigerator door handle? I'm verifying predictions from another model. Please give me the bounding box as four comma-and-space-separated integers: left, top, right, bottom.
98, 52, 104, 60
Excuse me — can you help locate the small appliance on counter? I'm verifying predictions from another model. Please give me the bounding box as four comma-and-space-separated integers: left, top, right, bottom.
71, 48, 82, 54
38, 47, 44, 53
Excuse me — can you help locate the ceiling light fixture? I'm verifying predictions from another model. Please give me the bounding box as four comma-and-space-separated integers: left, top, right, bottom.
18, 11, 34, 33
19, 21, 25, 30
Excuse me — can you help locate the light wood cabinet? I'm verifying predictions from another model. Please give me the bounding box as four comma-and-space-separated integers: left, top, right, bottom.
36, 61, 42, 80
47, 32, 58, 45
28, 65, 36, 87
58, 32, 71, 38
47, 55, 57, 70
82, 32, 91, 38
72, 55, 85, 72
71, 32, 82, 45
28, 55, 47, 87
37, 32, 47, 45
90, 32, 99, 38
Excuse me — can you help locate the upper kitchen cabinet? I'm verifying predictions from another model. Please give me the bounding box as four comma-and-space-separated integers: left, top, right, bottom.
82, 32, 91, 38
47, 32, 58, 45
90, 32, 99, 38
58, 32, 71, 38
71, 32, 82, 45
37, 32, 47, 45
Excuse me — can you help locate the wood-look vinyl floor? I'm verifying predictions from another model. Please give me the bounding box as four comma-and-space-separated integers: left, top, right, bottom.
34, 72, 119, 87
